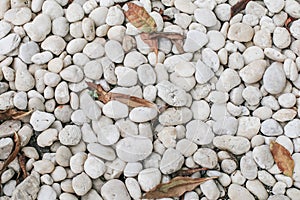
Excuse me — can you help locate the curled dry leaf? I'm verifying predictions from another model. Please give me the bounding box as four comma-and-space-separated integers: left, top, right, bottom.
270, 141, 295, 177
175, 167, 208, 176
86, 82, 158, 111
231, 0, 252, 18
124, 2, 157, 33
18, 153, 28, 179
0, 132, 21, 175
143, 176, 218, 199
0, 109, 33, 121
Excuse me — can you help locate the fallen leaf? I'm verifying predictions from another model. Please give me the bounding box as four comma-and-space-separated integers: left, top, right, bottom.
140, 32, 159, 59
18, 153, 28, 179
175, 168, 208, 176
140, 32, 184, 62
0, 132, 21, 175
86, 82, 158, 111
143, 176, 218, 199
124, 2, 157, 33
231, 0, 252, 18
0, 109, 33, 121
284, 16, 296, 32
270, 141, 295, 177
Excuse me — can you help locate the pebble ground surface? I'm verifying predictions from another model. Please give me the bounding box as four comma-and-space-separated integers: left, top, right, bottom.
0, 0, 300, 199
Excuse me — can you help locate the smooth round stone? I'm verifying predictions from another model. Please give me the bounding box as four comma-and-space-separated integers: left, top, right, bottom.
15, 67, 35, 91
239, 60, 266, 84
194, 8, 217, 27
101, 179, 130, 200
30, 110, 55, 131
83, 142, 107, 160
55, 81, 70, 104
83, 60, 102, 80
51, 166, 67, 182
237, 117, 260, 139
124, 162, 143, 177
174, 13, 192, 29
183, 30, 208, 52
158, 107, 192, 126
84, 39, 106, 59
174, 61, 195, 77
52, 17, 69, 37
253, 29, 272, 48
105, 40, 124, 63
264, 0, 284, 13
19, 41, 40, 64
41, 35, 66, 56
263, 62, 286, 94
242, 46, 264, 65
125, 178, 142, 200
102, 100, 129, 119
160, 148, 184, 174
186, 120, 214, 145
79, 91, 101, 121
70, 152, 87, 174
227, 23, 254, 42
59, 125, 81, 146
284, 119, 300, 138
66, 3, 84, 22
44, 72, 61, 87
240, 152, 258, 180
213, 135, 250, 155
82, 18, 95, 41
253, 106, 273, 120
0, 138, 13, 160
84, 154, 105, 179
0, 33, 21, 54
276, 135, 294, 154
213, 117, 238, 136
200, 180, 220, 200
0, 21, 11, 39
195, 60, 214, 84
156, 80, 187, 106
72, 173, 92, 196
206, 30, 226, 51
273, 109, 297, 122
66, 38, 87, 54
174, 0, 197, 14
228, 184, 255, 200
4, 7, 32, 25
253, 145, 274, 169
228, 52, 244, 70
89, 7, 108, 26
138, 168, 161, 192
191, 100, 210, 120
37, 185, 57, 200
129, 107, 157, 123
137, 64, 156, 85
202, 48, 220, 72
216, 68, 241, 92
60, 65, 83, 83
42, 0, 64, 20
261, 119, 283, 136
97, 124, 119, 146
24, 14, 51, 42
176, 139, 197, 157
124, 51, 147, 68
193, 148, 218, 169
278, 93, 296, 108
37, 129, 58, 147
48, 58, 63, 73
106, 6, 124, 26
157, 127, 176, 148
242, 86, 262, 106
115, 67, 138, 87
33, 160, 55, 174
273, 27, 291, 49
290, 19, 300, 40
116, 136, 153, 162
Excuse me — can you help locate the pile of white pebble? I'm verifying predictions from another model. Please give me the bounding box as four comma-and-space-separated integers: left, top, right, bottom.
0, 0, 300, 199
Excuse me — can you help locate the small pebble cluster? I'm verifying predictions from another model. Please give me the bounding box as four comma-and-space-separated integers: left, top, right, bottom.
0, 0, 300, 199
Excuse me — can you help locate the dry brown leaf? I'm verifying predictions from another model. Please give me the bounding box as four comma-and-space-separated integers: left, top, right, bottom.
0, 132, 21, 175
0, 109, 33, 121
175, 168, 208, 176
87, 82, 158, 111
124, 2, 157, 33
231, 0, 252, 18
143, 176, 218, 199
18, 153, 28, 179
140, 33, 159, 59
270, 141, 295, 177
